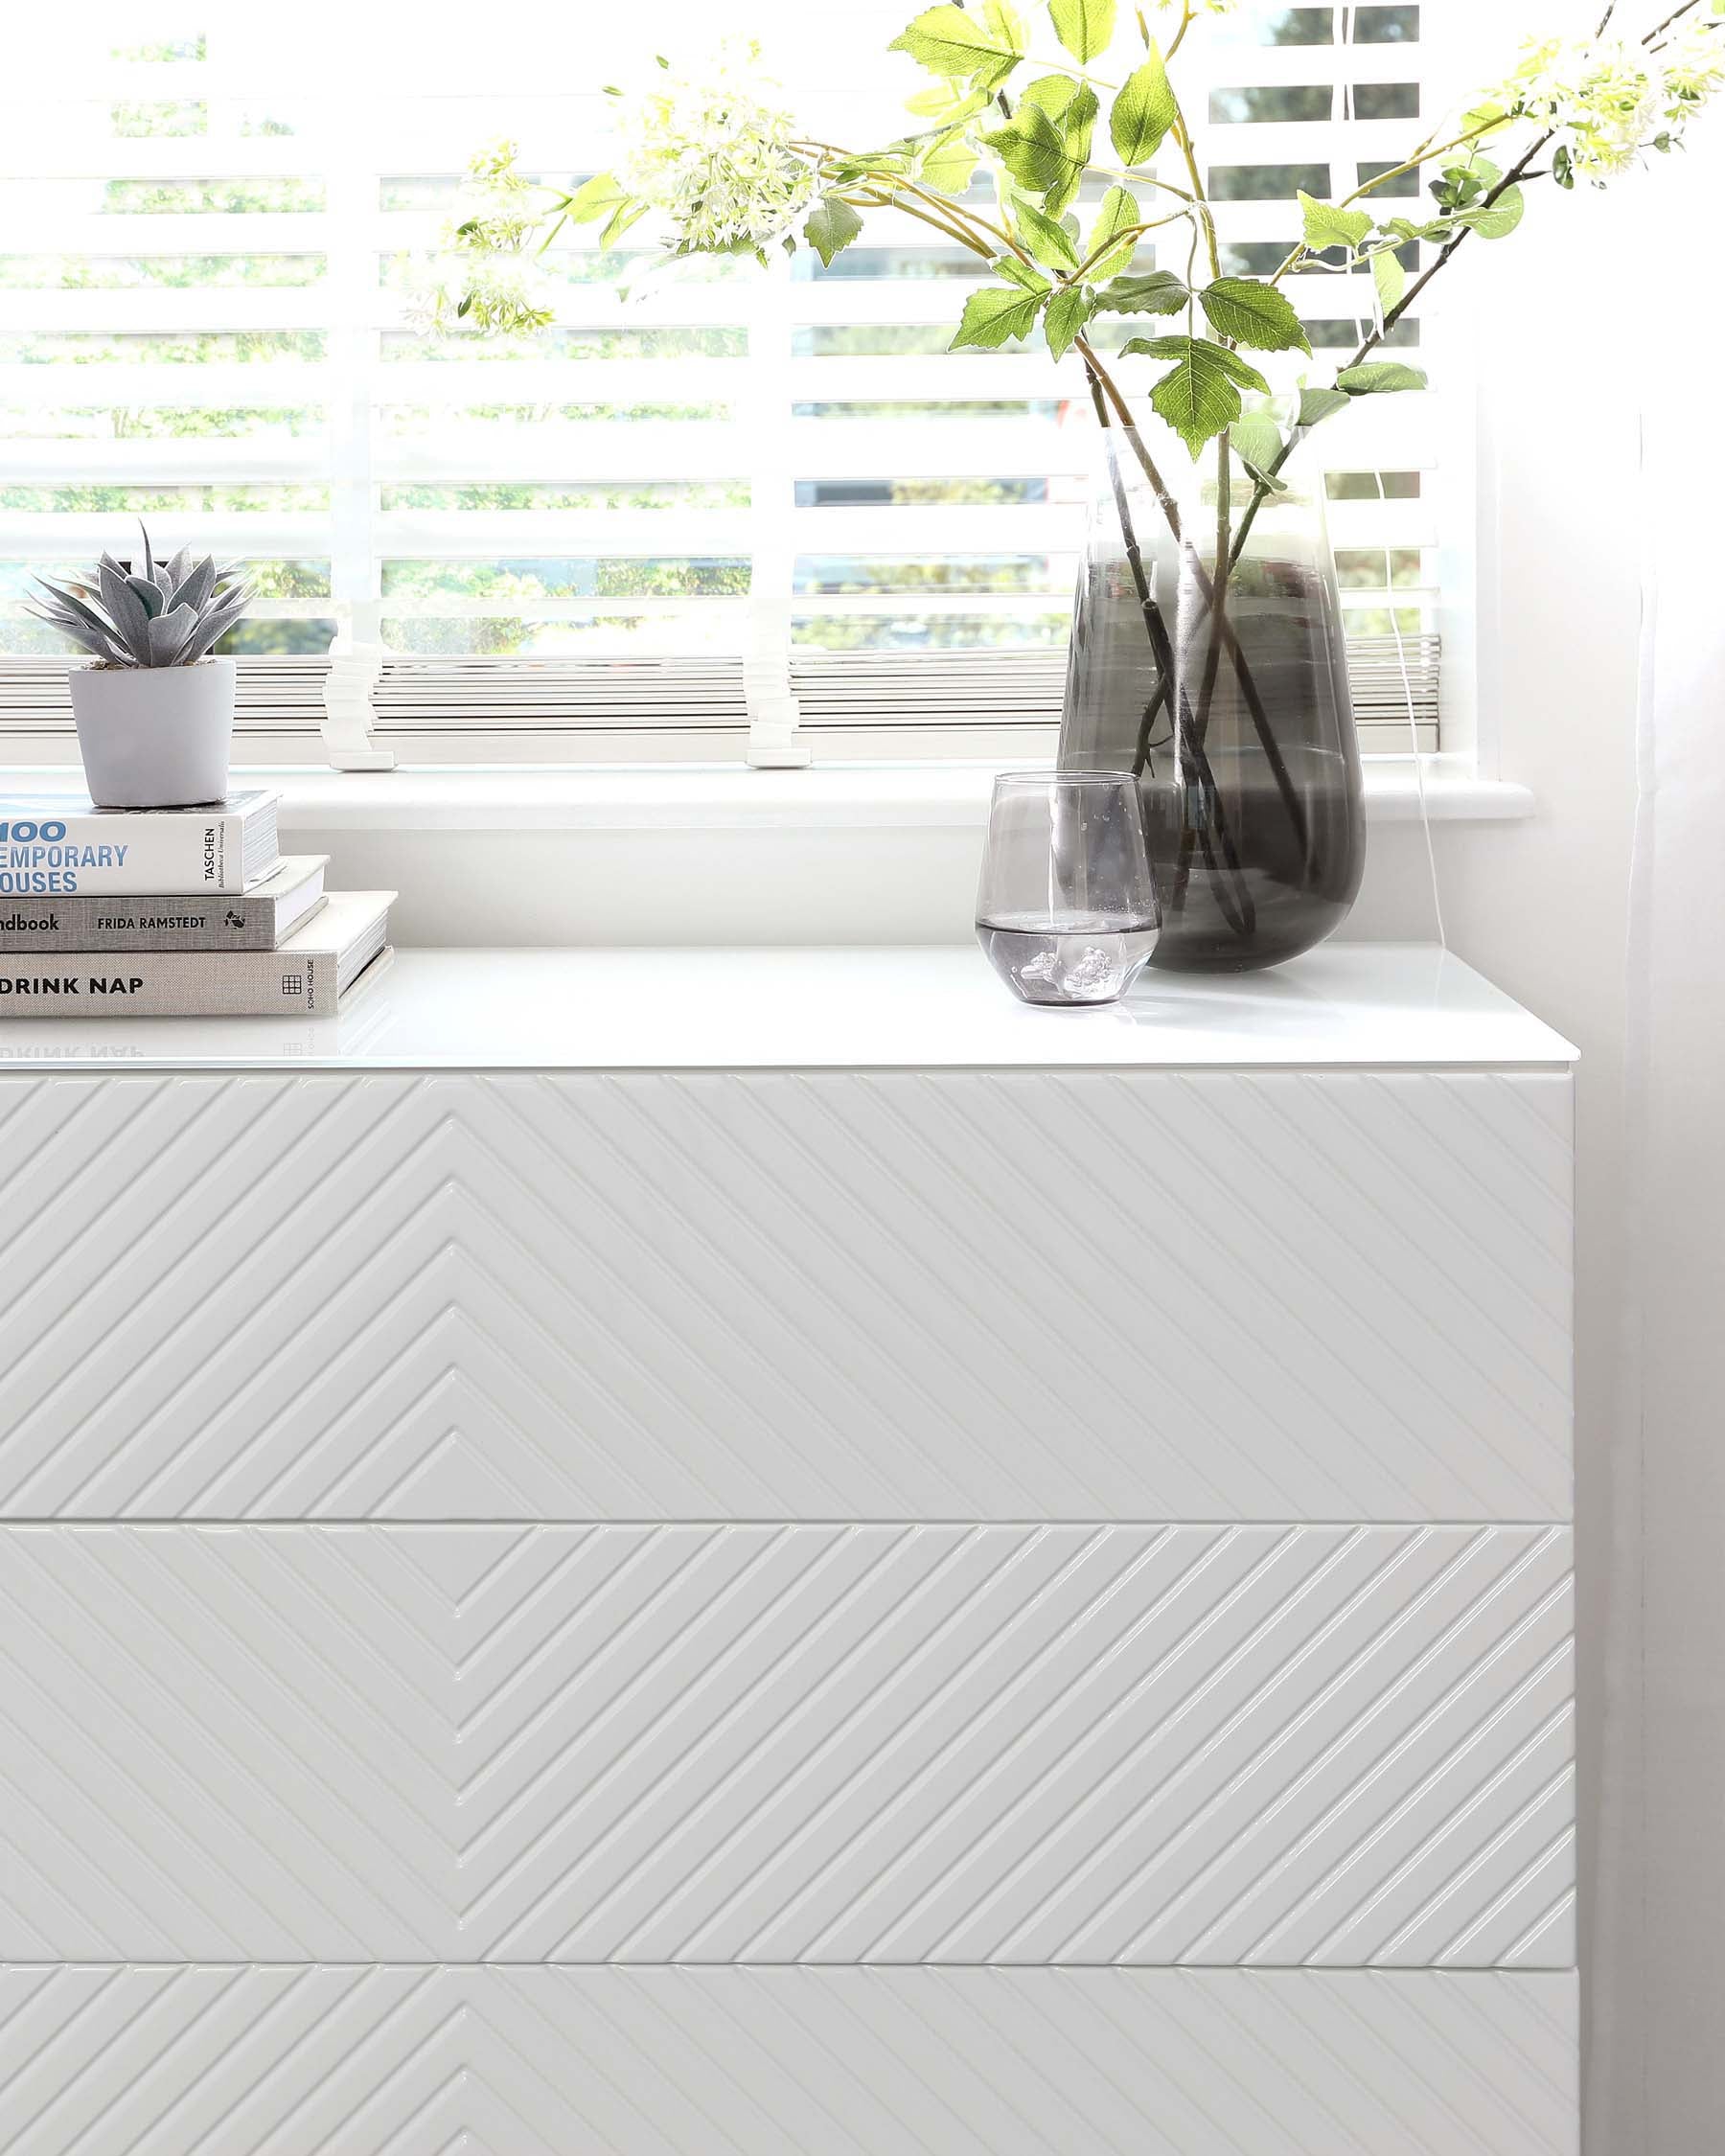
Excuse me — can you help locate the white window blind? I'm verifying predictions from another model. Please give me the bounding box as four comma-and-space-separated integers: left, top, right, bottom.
0, 1, 1459, 768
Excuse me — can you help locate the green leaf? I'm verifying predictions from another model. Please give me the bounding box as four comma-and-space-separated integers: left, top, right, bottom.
1198, 277, 1311, 354
995, 253, 1054, 292
1297, 190, 1371, 253
1085, 184, 1139, 279
804, 194, 865, 268
1454, 183, 1524, 239
599, 197, 648, 249
1335, 360, 1429, 394
1126, 333, 1258, 455
1093, 268, 1187, 315
1383, 215, 1453, 242
1229, 413, 1286, 490
981, 103, 1076, 196
1048, 0, 1116, 62
1460, 101, 1511, 140
1125, 334, 1269, 400
890, 2, 1027, 90
952, 280, 1050, 349
564, 172, 631, 225
1298, 385, 1353, 427
1045, 284, 1095, 360
920, 129, 980, 195
1016, 74, 1098, 212
1370, 247, 1405, 315
1110, 47, 1177, 166
1205, 344, 1269, 392
1014, 199, 1082, 272
1020, 71, 1093, 122
906, 81, 993, 121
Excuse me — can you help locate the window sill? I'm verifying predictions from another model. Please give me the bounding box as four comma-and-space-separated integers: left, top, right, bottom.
0, 756, 1534, 948
213, 759, 1532, 836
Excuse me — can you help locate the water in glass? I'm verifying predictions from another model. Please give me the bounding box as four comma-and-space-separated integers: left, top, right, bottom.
976, 770, 1161, 1006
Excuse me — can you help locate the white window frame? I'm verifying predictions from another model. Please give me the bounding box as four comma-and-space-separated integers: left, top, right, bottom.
0, 0, 1482, 781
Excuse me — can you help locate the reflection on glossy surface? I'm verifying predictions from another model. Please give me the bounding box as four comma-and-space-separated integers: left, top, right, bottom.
0, 946, 1575, 1073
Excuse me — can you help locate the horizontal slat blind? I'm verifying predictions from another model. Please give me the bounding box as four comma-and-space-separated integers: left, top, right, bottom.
0, 3, 1450, 762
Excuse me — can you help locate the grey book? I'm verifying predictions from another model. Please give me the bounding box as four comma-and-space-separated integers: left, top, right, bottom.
0, 856, 330, 953
0, 788, 280, 897
0, 890, 395, 1019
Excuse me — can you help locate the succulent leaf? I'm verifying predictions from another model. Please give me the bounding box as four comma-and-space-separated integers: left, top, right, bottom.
107, 576, 157, 663
169, 558, 217, 617
179, 588, 254, 664
31, 579, 128, 661
146, 604, 198, 665
125, 574, 165, 619
25, 601, 121, 663
32, 532, 252, 667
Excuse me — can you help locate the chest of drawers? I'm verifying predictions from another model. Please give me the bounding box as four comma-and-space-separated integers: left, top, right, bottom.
0, 945, 1577, 2153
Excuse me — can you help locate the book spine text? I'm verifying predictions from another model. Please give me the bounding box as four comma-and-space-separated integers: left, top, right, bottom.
0, 951, 334, 1019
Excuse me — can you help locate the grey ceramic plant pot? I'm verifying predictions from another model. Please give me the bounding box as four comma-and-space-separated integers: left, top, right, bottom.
69, 656, 237, 808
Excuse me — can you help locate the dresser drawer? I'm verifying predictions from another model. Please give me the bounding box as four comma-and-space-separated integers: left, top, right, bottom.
0, 1966, 1579, 2156
0, 1522, 1574, 1965
0, 1068, 1574, 1521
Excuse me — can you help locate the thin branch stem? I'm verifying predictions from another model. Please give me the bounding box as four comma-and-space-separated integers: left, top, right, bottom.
1069, 154, 1194, 202
1169, 120, 1223, 284
1084, 366, 1256, 936
1081, 354, 1312, 873
796, 141, 1029, 263
1071, 210, 1194, 281
851, 186, 997, 259
1642, 0, 1705, 42
1365, 130, 1552, 359
1076, 337, 1188, 545
1266, 119, 1504, 289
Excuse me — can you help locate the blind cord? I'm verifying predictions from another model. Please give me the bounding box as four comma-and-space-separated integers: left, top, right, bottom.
1388, 594, 1447, 949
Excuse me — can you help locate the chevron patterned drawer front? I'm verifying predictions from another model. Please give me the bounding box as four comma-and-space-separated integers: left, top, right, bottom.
0, 954, 1579, 2152
0, 1068, 1572, 1520
0, 1967, 1579, 2156
0, 1522, 1574, 1966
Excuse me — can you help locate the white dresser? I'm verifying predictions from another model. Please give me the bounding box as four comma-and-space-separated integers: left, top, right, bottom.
0, 944, 1578, 2153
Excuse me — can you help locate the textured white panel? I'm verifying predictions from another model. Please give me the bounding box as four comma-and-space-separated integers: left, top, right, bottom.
0, 1524, 1574, 1965
0, 1966, 1579, 2156
0, 1068, 1575, 1521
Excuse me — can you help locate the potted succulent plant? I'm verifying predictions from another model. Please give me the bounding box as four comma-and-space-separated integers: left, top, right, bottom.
26, 526, 255, 808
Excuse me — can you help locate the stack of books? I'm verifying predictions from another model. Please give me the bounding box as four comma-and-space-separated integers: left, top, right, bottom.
0, 789, 394, 1018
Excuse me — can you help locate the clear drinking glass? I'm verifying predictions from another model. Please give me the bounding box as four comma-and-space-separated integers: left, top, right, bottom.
976, 769, 1162, 1005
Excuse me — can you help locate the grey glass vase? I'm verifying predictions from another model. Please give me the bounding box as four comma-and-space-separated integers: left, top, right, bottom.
1057, 425, 1365, 973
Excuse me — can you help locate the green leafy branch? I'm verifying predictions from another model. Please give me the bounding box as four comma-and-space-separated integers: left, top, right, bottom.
452, 0, 1721, 558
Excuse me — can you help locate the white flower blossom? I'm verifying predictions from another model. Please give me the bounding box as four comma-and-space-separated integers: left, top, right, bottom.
408, 247, 557, 339
613, 41, 817, 254
1664, 16, 1725, 109
410, 142, 558, 337
1489, 18, 1725, 181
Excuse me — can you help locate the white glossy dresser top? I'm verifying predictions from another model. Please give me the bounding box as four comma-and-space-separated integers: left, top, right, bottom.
0, 941, 1576, 1071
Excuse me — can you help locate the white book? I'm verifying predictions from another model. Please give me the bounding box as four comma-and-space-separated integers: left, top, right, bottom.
0, 789, 280, 897
0, 856, 329, 953
0, 890, 395, 1019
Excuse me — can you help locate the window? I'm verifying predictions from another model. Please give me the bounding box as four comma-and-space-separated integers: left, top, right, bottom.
0, 2, 1457, 768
